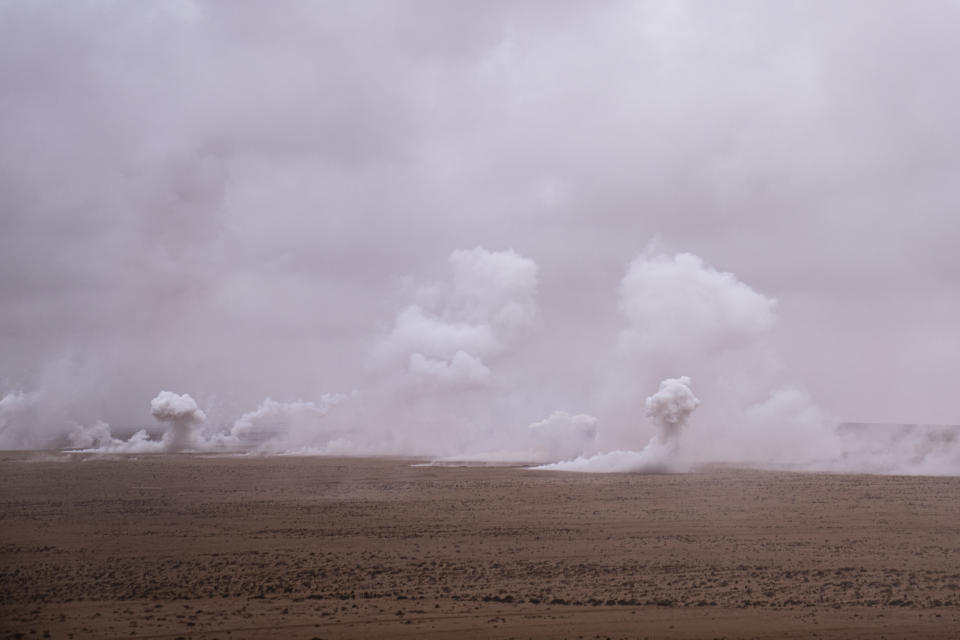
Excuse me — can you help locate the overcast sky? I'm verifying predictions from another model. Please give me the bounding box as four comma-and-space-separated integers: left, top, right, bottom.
1, 1, 958, 450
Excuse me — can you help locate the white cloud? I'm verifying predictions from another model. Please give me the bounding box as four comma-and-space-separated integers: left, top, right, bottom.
408, 350, 491, 388
0, 392, 40, 449
373, 247, 539, 378
375, 305, 500, 367
619, 252, 776, 360
527, 410, 599, 461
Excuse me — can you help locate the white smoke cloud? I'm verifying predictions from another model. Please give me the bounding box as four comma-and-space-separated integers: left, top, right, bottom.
150, 391, 207, 452
350, 246, 544, 458
644, 376, 701, 444
68, 420, 115, 450
408, 351, 491, 388
150, 390, 206, 423
1, 3, 959, 477
448, 246, 539, 335
831, 424, 960, 476
230, 398, 325, 439
66, 392, 351, 454
538, 449, 675, 473
375, 305, 500, 367
527, 410, 599, 461
601, 251, 871, 474
619, 252, 776, 362
373, 247, 539, 376
540, 376, 699, 473
0, 391, 40, 449
423, 410, 600, 465
221, 394, 347, 451
3, 238, 957, 477
68, 420, 163, 454
69, 389, 352, 454
740, 387, 836, 463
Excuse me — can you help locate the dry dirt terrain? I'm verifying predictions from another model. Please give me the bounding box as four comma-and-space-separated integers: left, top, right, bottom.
1, 453, 959, 639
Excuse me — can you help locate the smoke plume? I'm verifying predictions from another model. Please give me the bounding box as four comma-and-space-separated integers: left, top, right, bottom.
221, 394, 347, 452
644, 376, 701, 450
3, 243, 958, 476
372, 246, 539, 379
150, 391, 207, 452
538, 376, 700, 473
527, 411, 599, 462
68, 420, 162, 454
0, 392, 40, 449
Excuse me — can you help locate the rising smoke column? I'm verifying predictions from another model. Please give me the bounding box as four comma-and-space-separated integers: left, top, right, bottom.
0, 391, 39, 449
362, 247, 540, 456
150, 391, 206, 452
642, 376, 700, 460
536, 376, 700, 473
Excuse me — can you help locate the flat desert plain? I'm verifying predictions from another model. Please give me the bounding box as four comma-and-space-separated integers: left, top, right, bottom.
2, 453, 959, 639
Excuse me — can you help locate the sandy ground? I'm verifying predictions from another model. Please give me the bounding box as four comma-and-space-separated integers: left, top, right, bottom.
1, 453, 959, 639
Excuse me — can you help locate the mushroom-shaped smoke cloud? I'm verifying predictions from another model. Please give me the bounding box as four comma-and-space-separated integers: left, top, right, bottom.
150, 391, 206, 452
644, 376, 700, 452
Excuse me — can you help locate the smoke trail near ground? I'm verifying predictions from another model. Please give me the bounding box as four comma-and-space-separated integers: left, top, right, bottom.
537, 377, 700, 473
422, 410, 601, 465
68, 392, 353, 454
68, 391, 209, 453
4, 245, 958, 476
69, 420, 162, 454
218, 394, 348, 452
830, 423, 960, 475
527, 411, 599, 461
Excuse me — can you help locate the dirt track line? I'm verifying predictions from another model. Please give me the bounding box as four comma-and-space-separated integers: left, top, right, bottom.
113, 605, 649, 640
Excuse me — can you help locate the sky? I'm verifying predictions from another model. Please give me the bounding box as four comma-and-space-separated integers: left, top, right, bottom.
1, 1, 958, 460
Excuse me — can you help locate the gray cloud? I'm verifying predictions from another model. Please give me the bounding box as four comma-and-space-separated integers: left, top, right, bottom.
1, 1, 958, 456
